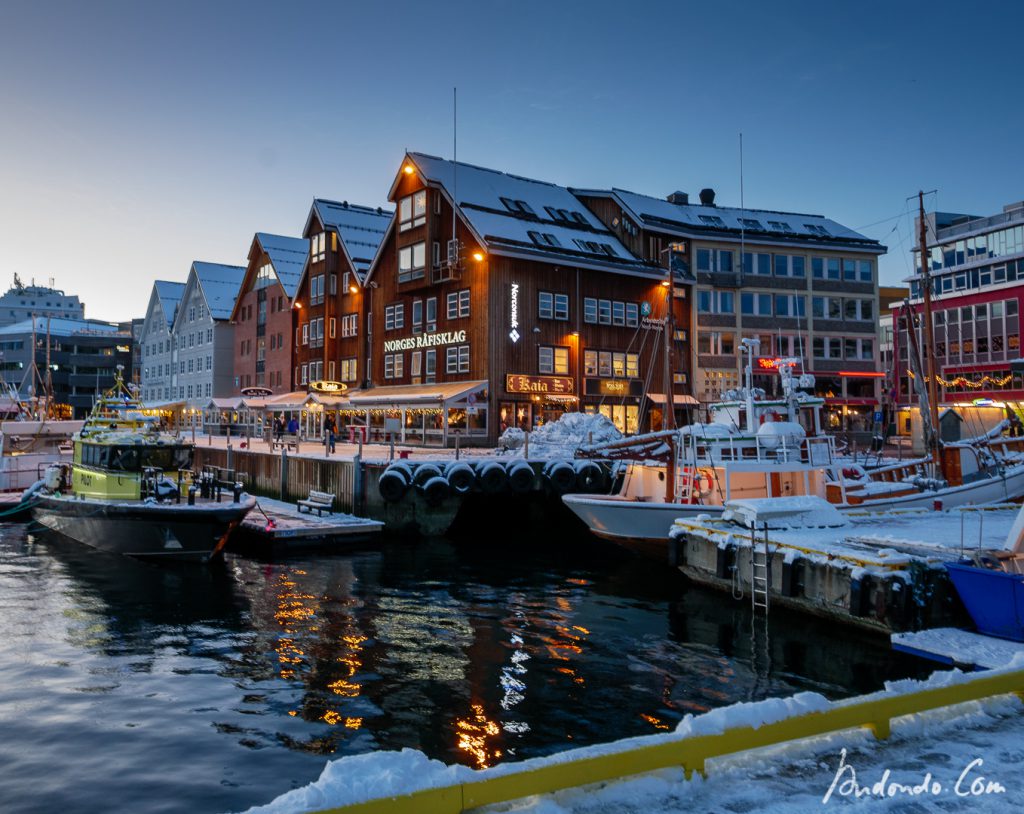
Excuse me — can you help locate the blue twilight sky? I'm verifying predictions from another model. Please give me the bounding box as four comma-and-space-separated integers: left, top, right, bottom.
1, 0, 1022, 322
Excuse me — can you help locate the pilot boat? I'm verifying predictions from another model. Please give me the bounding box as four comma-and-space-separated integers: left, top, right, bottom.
28, 367, 255, 561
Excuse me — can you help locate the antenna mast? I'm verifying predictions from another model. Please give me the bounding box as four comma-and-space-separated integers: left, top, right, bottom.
918, 191, 942, 472
452, 87, 458, 254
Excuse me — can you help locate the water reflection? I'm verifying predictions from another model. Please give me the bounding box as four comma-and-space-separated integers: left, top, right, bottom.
0, 526, 933, 814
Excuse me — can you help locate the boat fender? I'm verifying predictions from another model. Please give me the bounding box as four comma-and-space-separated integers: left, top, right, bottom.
444, 462, 476, 494
544, 461, 577, 494
478, 462, 508, 494
412, 463, 444, 488
378, 466, 410, 503
419, 475, 450, 506
574, 460, 606, 493
507, 461, 535, 494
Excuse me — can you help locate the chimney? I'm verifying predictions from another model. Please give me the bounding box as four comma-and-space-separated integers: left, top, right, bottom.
667, 191, 689, 205
699, 188, 716, 206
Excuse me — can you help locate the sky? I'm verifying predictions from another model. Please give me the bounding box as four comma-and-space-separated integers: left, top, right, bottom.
1, 0, 1023, 322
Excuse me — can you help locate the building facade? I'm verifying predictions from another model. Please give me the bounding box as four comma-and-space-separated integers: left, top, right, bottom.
356, 153, 686, 445
138, 280, 186, 403
0, 317, 131, 418
231, 233, 305, 394
172, 261, 245, 409
293, 199, 391, 391
575, 187, 886, 432
895, 200, 1024, 406
0, 276, 85, 326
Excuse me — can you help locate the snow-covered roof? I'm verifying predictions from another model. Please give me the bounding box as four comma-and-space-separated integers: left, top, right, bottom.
308, 199, 392, 277
255, 233, 306, 299
153, 280, 186, 328
191, 261, 246, 321
573, 187, 885, 253
0, 316, 123, 337
386, 152, 661, 278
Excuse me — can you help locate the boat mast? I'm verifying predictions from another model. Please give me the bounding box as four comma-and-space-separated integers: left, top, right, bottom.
917, 191, 942, 472
663, 247, 675, 430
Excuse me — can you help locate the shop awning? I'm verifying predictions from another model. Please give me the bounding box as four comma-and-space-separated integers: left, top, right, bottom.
349, 380, 487, 408
308, 390, 357, 408
263, 391, 315, 410
207, 397, 243, 410
239, 398, 269, 409
646, 393, 700, 406
143, 399, 186, 411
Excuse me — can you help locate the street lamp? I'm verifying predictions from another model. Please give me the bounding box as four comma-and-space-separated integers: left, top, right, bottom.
658, 241, 687, 430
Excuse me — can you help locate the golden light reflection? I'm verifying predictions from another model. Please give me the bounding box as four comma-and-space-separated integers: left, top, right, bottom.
640, 713, 670, 731
455, 703, 502, 769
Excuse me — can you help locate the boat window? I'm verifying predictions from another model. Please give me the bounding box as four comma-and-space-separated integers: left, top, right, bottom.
109, 446, 141, 472
139, 446, 193, 471
81, 444, 110, 468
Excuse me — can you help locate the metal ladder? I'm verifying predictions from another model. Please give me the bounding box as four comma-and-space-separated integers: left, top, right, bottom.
673, 437, 693, 503
750, 522, 770, 613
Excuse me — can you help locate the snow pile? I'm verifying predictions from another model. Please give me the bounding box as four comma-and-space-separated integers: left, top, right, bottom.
679, 422, 737, 438
515, 412, 621, 458
718, 496, 848, 530
498, 426, 525, 450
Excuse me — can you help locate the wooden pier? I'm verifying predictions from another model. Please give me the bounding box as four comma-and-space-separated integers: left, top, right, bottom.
234, 496, 382, 550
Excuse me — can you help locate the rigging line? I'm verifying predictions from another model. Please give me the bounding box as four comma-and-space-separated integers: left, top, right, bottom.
854, 211, 911, 232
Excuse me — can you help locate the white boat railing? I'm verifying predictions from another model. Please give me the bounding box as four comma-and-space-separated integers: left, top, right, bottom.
683, 433, 835, 467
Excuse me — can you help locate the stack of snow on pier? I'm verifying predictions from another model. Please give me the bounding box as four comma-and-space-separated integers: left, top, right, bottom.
500, 412, 621, 458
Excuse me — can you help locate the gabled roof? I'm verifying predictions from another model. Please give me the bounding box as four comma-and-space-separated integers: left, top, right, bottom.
255, 233, 306, 299
368, 152, 661, 281
190, 261, 246, 322
305, 199, 392, 278
572, 187, 885, 253
152, 280, 186, 329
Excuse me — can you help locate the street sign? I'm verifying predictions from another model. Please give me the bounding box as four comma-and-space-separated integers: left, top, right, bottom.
873, 411, 884, 424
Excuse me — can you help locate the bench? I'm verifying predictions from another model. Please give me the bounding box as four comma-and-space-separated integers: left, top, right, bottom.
297, 489, 335, 516
271, 433, 300, 452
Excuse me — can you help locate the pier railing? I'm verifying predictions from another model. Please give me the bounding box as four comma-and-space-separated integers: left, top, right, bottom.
308, 666, 1024, 814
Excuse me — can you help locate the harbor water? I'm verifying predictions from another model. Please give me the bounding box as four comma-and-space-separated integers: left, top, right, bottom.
0, 523, 932, 814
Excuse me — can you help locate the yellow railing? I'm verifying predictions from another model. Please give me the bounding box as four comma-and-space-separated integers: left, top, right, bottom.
311, 666, 1024, 814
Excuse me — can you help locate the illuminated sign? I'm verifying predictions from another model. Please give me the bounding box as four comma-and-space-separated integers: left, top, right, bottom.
241, 386, 274, 397
506, 374, 574, 395
756, 357, 801, 370
584, 378, 645, 397
509, 283, 520, 343
116, 345, 131, 353
641, 316, 665, 330
309, 380, 349, 393
383, 330, 467, 353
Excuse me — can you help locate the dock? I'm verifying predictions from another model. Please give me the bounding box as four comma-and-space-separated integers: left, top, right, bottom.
892, 627, 1024, 670
237, 496, 383, 548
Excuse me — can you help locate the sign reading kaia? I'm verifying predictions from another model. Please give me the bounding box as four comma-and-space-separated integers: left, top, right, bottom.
383, 330, 467, 352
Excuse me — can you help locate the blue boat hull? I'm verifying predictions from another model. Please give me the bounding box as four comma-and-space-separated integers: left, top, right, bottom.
945, 562, 1024, 642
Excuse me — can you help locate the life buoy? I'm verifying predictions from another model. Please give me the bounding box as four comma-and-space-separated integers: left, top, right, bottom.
679, 468, 714, 503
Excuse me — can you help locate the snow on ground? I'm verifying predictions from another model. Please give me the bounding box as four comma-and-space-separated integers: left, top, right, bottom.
504, 413, 622, 459
239, 663, 1024, 813
892, 628, 1024, 670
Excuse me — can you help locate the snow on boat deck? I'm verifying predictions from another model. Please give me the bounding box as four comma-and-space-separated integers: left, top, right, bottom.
673, 504, 1020, 574
240, 497, 383, 542
892, 627, 1024, 670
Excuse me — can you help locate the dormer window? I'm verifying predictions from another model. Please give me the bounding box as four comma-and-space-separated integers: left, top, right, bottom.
768, 220, 794, 233
739, 218, 763, 230
698, 215, 725, 227
500, 198, 536, 217
805, 223, 830, 236
255, 263, 275, 289
310, 232, 326, 262
527, 231, 562, 248
399, 190, 427, 232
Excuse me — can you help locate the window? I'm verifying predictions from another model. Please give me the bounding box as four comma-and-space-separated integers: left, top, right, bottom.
412, 299, 423, 333
500, 198, 536, 217
301, 323, 309, 345
598, 299, 612, 325
426, 297, 437, 329
612, 301, 625, 326
698, 215, 725, 227
698, 291, 734, 314
398, 242, 426, 282
774, 294, 806, 317
329, 317, 336, 339
584, 349, 598, 376
399, 190, 427, 231
626, 303, 639, 327
584, 298, 598, 323
858, 260, 873, 282
812, 257, 825, 279
425, 349, 436, 382
827, 258, 841, 280
697, 249, 733, 273
447, 289, 470, 319
740, 292, 772, 316
538, 291, 569, 320
310, 232, 326, 263
805, 224, 830, 237
411, 351, 422, 377
768, 220, 793, 233
300, 363, 308, 384
598, 351, 612, 376
341, 358, 357, 382
538, 346, 569, 375
385, 304, 405, 330
742, 252, 771, 275
447, 345, 470, 373
696, 331, 735, 355
843, 259, 856, 281
740, 218, 762, 230
341, 313, 358, 337
774, 254, 790, 276
384, 353, 404, 379
342, 272, 351, 294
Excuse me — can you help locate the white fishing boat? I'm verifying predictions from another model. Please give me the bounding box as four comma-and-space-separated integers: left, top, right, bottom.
0, 419, 82, 492
563, 342, 1024, 556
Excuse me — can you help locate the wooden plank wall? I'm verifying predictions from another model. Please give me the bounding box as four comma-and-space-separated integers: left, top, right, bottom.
194, 447, 356, 512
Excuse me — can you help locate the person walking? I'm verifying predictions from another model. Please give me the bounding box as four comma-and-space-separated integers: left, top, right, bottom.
287, 416, 299, 435
274, 414, 285, 443
324, 414, 337, 455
